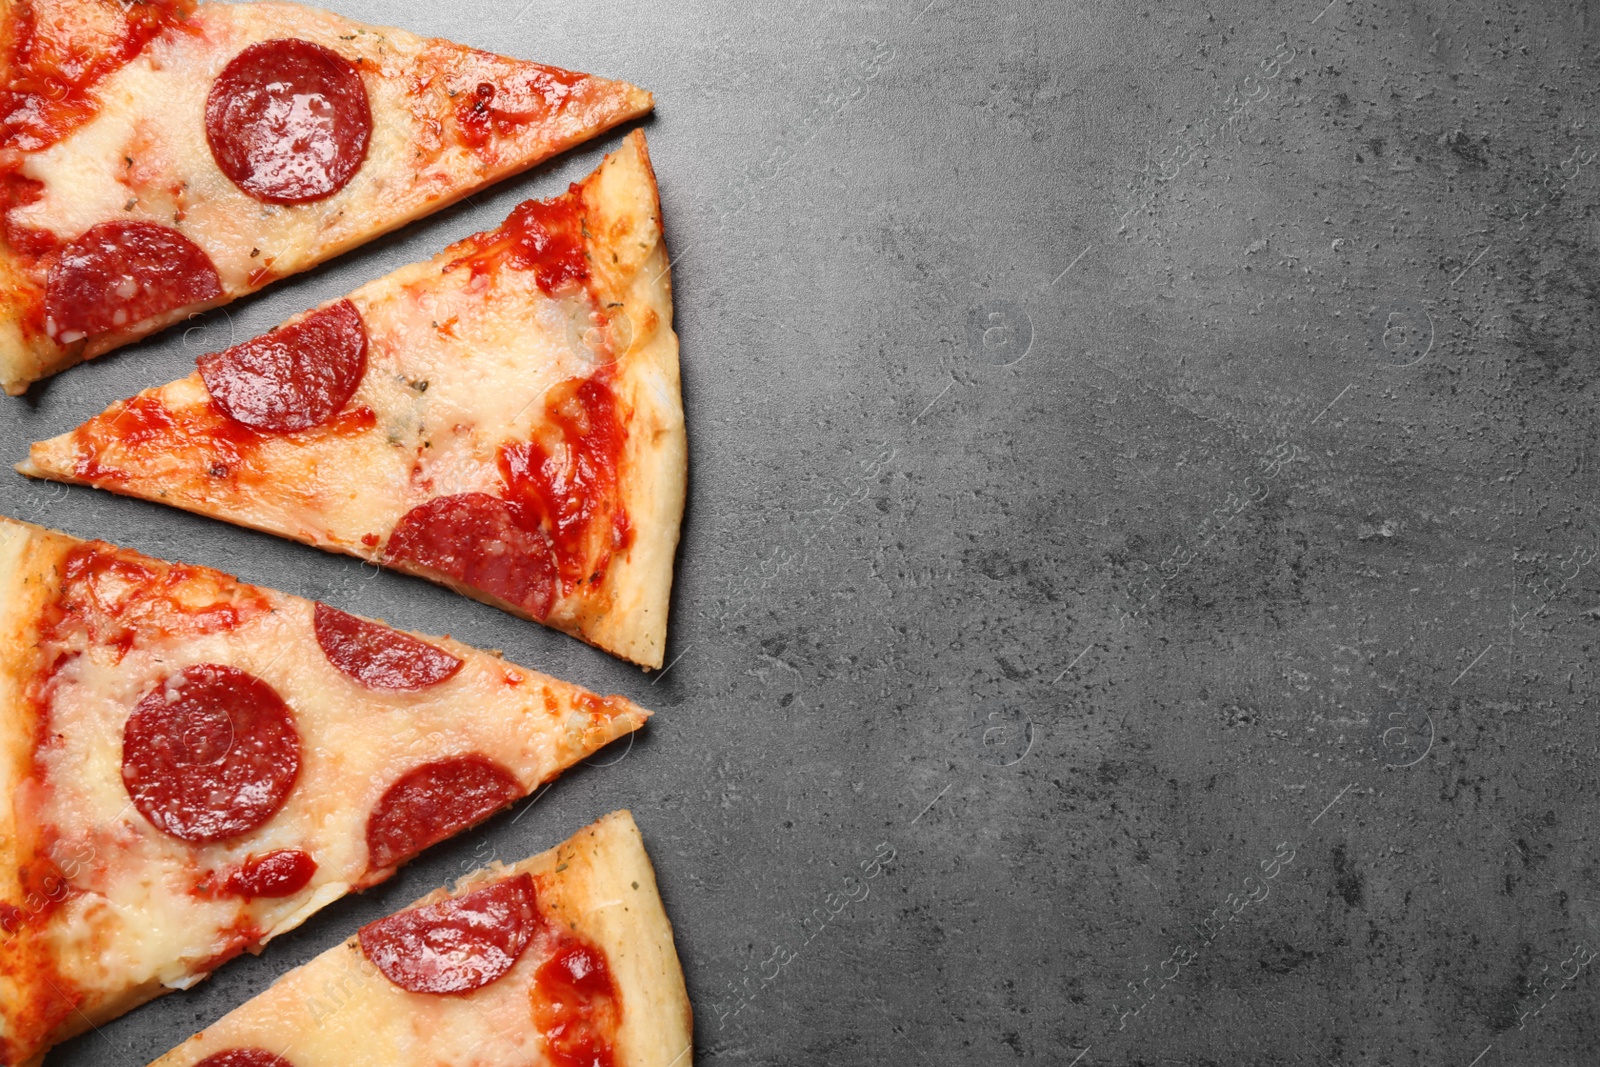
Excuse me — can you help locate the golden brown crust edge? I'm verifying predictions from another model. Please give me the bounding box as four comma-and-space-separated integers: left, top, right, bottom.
572, 130, 686, 671
0, 516, 50, 1062
0, 518, 51, 914
145, 810, 693, 1067
0, 266, 59, 398
545, 809, 695, 1067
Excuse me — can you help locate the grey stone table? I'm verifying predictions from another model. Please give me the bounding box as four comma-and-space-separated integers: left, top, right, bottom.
5, 1, 1598, 1064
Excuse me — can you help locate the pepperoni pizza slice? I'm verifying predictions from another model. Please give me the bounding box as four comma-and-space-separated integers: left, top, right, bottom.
0, 515, 651, 1067
146, 811, 692, 1067
23, 129, 685, 670
0, 0, 655, 394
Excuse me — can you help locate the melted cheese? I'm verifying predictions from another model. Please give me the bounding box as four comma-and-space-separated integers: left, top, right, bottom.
224, 258, 611, 548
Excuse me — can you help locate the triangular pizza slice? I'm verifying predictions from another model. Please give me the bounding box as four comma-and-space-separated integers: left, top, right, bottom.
144, 811, 692, 1067
0, 516, 650, 1067
0, 0, 654, 393
23, 129, 685, 670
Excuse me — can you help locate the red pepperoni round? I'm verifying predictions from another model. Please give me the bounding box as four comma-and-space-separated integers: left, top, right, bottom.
194, 1051, 295, 1067
313, 603, 463, 692
365, 755, 522, 874
205, 38, 372, 204
198, 299, 367, 432
45, 221, 222, 344
122, 664, 301, 844
359, 874, 540, 994
385, 494, 558, 620
224, 849, 317, 898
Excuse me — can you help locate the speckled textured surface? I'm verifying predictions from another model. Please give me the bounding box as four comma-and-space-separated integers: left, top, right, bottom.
6, 0, 1600, 1064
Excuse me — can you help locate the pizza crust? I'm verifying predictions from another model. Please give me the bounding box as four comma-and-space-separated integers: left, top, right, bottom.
0, 517, 48, 919
541, 810, 695, 1067
0, 258, 60, 401
146, 810, 693, 1067
567, 131, 687, 671
0, 517, 52, 1067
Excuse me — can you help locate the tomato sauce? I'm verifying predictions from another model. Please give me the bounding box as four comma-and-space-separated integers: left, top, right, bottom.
531, 933, 622, 1067
0, 0, 195, 156
504, 190, 589, 295
0, 1, 198, 275
71, 394, 374, 485
0, 173, 51, 256
224, 849, 317, 897
454, 63, 584, 149
498, 369, 630, 592
42, 542, 272, 659
0, 832, 85, 1065
446, 185, 590, 296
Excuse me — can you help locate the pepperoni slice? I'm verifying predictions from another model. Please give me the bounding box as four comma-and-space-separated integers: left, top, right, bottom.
205, 38, 372, 203
359, 874, 540, 994
45, 221, 222, 345
198, 299, 367, 432
313, 603, 463, 692
194, 1050, 295, 1067
385, 494, 558, 620
365, 755, 522, 874
122, 664, 301, 844
224, 849, 317, 898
